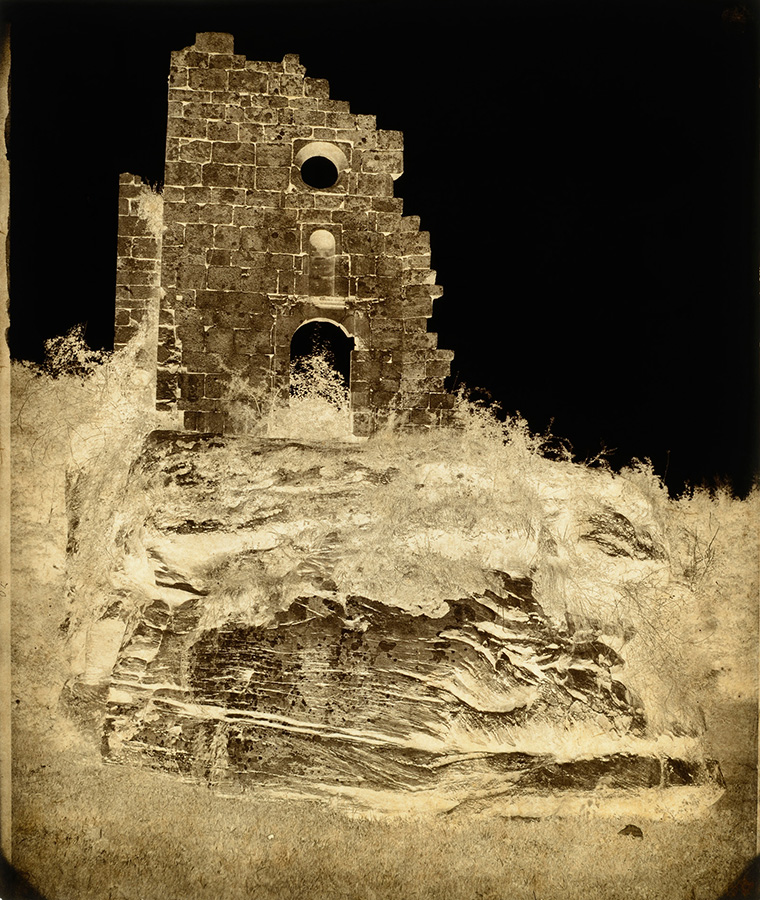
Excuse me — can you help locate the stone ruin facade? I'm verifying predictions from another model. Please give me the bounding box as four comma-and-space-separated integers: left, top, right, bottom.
114, 32, 454, 436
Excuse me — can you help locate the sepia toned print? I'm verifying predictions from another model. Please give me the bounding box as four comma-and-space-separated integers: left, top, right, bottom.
5, 7, 758, 900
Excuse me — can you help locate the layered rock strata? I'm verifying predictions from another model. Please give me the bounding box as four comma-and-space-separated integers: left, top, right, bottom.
64, 432, 723, 813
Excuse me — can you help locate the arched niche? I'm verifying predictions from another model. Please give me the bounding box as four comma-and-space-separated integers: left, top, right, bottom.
308, 229, 336, 296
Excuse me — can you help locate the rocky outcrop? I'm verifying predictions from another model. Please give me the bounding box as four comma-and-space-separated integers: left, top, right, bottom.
63, 430, 724, 813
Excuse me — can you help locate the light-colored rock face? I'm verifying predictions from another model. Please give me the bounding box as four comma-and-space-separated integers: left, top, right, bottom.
62, 430, 721, 813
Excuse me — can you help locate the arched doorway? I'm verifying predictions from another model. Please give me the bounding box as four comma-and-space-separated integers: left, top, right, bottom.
289, 320, 354, 404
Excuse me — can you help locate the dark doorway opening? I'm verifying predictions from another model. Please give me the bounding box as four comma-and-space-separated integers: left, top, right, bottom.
289, 320, 354, 399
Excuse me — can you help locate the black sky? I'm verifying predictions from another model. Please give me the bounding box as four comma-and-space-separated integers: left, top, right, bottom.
2, 0, 758, 495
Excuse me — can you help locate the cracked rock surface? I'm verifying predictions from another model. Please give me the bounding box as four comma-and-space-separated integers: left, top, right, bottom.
63, 431, 723, 813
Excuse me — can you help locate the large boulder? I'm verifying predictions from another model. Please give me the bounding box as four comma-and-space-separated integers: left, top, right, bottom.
62, 430, 723, 814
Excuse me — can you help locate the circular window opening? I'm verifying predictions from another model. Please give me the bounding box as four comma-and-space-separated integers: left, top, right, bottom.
300, 156, 340, 189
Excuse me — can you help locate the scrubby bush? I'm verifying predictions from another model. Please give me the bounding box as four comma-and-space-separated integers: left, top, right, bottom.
38, 324, 110, 378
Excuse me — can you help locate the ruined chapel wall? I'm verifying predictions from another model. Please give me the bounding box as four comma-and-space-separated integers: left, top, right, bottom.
114, 174, 163, 350
155, 32, 453, 434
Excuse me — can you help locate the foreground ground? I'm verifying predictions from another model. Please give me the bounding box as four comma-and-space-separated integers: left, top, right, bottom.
8, 705, 757, 900
7, 357, 758, 900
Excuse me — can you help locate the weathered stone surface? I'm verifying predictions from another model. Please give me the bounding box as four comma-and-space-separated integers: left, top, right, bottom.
62, 432, 725, 812
104, 570, 650, 790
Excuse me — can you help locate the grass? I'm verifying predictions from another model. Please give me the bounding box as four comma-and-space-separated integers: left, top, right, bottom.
8, 327, 758, 899
10, 718, 755, 900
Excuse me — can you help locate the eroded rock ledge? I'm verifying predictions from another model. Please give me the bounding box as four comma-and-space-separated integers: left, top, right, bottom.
63, 431, 723, 813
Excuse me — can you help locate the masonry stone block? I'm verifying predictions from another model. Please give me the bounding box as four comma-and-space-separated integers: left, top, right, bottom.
184, 224, 214, 253
114, 325, 137, 346
156, 371, 179, 401
361, 150, 403, 177
189, 68, 227, 92
223, 64, 262, 88
373, 259, 401, 281
169, 118, 209, 140
212, 225, 239, 249
165, 161, 203, 186
356, 276, 377, 298
429, 392, 455, 410
117, 216, 150, 237
176, 322, 205, 352
179, 140, 212, 163
180, 373, 205, 402
239, 228, 266, 252
173, 50, 206, 68
370, 390, 397, 408
212, 187, 246, 206
277, 75, 302, 97
207, 249, 231, 267
201, 163, 238, 187
378, 377, 401, 393
401, 392, 430, 409
244, 106, 278, 125
356, 173, 394, 197
281, 53, 305, 74
206, 204, 237, 225
212, 142, 256, 165
255, 167, 290, 192
132, 237, 159, 259
156, 344, 173, 365
181, 350, 212, 372
119, 182, 144, 200
206, 52, 237, 69
207, 267, 242, 292
162, 223, 184, 248
371, 198, 402, 215
402, 296, 434, 318
223, 105, 245, 123
426, 359, 452, 378
376, 130, 404, 150
351, 255, 376, 277
207, 121, 239, 142
304, 77, 330, 99
177, 262, 206, 290
194, 32, 235, 54
373, 212, 401, 234
118, 285, 156, 303
247, 267, 279, 293
401, 317, 428, 334
180, 188, 208, 205
200, 102, 228, 120
116, 266, 154, 287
